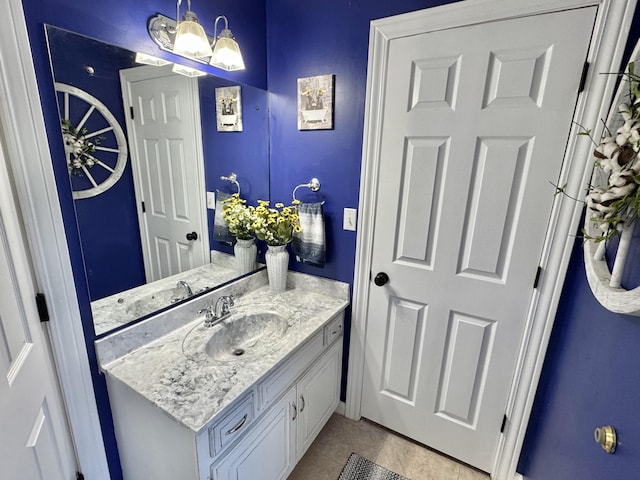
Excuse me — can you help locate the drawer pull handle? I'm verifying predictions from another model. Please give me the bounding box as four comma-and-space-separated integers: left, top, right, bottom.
291, 402, 298, 421
225, 414, 248, 435
299, 395, 306, 413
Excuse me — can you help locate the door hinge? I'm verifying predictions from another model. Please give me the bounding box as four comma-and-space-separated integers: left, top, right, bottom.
533, 266, 542, 289
141, 201, 146, 213
578, 61, 590, 93
500, 414, 507, 434
129, 106, 134, 120
35, 293, 50, 323
76, 473, 85, 480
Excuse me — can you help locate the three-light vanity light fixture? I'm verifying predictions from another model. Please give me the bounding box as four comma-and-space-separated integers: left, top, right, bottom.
142, 0, 245, 75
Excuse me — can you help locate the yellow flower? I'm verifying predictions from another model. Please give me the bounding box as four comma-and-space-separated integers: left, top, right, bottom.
221, 194, 255, 239
251, 199, 301, 245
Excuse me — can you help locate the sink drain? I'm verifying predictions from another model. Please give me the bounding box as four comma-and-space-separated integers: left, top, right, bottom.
232, 348, 245, 356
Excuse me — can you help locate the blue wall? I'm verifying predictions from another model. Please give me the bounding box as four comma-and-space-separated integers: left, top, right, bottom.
518, 236, 640, 478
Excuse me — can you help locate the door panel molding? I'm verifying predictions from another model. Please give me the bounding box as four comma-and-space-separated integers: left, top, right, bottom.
346, 1, 637, 478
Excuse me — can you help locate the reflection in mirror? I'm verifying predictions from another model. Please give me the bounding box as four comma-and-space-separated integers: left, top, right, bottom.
45, 26, 269, 336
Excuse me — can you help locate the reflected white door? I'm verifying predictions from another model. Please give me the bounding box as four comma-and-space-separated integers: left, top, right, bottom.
361, 7, 596, 472
121, 66, 208, 282
0, 137, 76, 478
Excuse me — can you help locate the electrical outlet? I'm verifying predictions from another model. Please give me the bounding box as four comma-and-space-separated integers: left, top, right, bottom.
207, 191, 216, 209
343, 208, 357, 231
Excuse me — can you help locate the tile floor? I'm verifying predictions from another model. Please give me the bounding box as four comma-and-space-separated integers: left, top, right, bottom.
287, 414, 490, 480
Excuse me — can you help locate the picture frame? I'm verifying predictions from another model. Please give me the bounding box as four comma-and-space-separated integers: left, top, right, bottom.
216, 85, 242, 132
297, 74, 334, 130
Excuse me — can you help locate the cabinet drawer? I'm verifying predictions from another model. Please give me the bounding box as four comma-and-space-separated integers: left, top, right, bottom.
258, 331, 324, 411
209, 392, 255, 457
323, 314, 343, 346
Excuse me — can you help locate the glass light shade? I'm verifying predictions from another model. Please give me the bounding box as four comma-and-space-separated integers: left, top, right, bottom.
173, 18, 213, 58
171, 64, 207, 77
135, 52, 172, 66
210, 34, 245, 71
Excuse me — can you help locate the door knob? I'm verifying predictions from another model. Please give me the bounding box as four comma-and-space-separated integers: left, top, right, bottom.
186, 231, 198, 241
374, 272, 389, 286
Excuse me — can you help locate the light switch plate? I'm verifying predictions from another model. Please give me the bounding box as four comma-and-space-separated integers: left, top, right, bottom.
207, 191, 216, 209
343, 208, 357, 231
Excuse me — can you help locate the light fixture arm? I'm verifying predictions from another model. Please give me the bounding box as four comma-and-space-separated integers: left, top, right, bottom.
212, 15, 230, 46
176, 0, 196, 22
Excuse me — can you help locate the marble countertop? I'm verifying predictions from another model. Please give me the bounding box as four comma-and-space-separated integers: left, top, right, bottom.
99, 280, 348, 433
91, 260, 243, 336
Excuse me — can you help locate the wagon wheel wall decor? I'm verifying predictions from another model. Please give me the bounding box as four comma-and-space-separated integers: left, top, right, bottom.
55, 82, 128, 199
583, 40, 640, 315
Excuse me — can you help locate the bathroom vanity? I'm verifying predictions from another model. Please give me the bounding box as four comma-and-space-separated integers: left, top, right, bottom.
95, 271, 348, 480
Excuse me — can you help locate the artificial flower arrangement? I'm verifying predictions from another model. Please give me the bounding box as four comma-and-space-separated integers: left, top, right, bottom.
580, 62, 640, 243
61, 118, 101, 175
252, 199, 302, 246
221, 194, 256, 240
221, 194, 302, 246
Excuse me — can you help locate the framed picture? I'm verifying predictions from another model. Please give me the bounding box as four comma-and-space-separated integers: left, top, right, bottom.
216, 85, 243, 132
297, 74, 334, 130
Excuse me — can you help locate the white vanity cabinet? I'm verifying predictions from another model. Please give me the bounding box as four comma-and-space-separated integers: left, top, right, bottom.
295, 337, 342, 458
106, 312, 344, 480
211, 387, 297, 480
212, 337, 343, 480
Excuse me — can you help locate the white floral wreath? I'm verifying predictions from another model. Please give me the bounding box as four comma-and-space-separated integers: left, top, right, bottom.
61, 118, 100, 175
582, 63, 640, 242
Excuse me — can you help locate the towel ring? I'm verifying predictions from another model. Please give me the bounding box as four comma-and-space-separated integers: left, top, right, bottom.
292, 178, 323, 204
220, 172, 240, 196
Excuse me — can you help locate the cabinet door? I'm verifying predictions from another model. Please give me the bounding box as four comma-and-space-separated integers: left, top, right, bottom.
296, 340, 342, 458
212, 386, 297, 480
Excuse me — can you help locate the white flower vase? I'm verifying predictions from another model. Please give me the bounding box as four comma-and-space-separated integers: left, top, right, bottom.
234, 238, 257, 274
265, 244, 289, 292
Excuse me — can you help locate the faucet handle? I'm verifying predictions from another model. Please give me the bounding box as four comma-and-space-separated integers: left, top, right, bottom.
220, 295, 235, 315
197, 303, 214, 317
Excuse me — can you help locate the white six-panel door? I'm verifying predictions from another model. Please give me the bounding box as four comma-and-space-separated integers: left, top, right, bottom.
121, 66, 208, 282
0, 135, 76, 478
361, 7, 596, 472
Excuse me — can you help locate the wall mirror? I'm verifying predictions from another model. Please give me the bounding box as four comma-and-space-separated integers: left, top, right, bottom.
45, 25, 270, 336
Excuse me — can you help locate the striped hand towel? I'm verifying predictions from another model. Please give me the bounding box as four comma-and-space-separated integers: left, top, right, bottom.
292, 202, 326, 267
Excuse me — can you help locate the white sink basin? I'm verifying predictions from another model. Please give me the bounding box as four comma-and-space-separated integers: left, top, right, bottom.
205, 313, 288, 362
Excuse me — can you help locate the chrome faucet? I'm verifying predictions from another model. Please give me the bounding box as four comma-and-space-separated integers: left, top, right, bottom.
177, 280, 194, 297
199, 295, 235, 328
